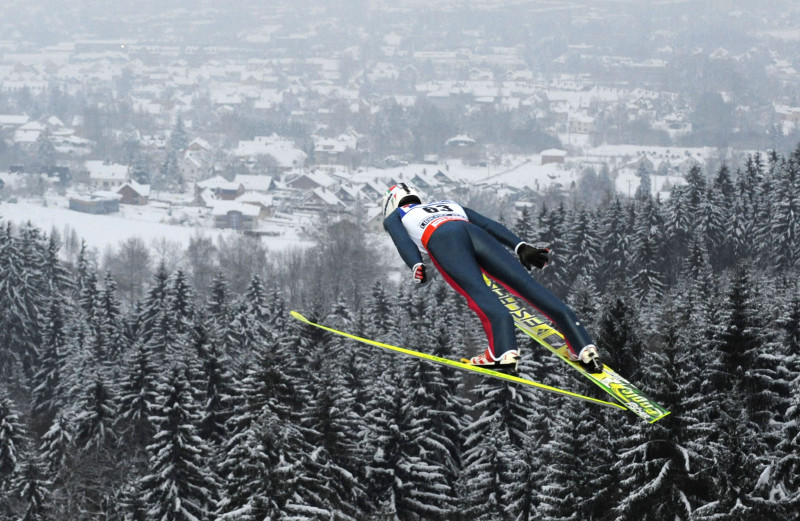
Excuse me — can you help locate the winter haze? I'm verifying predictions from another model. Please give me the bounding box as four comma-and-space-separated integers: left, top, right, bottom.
0, 1, 799, 520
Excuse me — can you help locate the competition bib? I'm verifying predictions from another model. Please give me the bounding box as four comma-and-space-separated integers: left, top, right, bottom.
398, 201, 468, 250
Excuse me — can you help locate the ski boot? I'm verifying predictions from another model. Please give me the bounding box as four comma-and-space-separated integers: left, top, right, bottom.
463, 348, 520, 374
572, 345, 602, 374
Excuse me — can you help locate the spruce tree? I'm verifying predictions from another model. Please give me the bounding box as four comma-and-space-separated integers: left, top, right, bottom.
629, 196, 665, 302
12, 455, 51, 521
141, 368, 219, 521
0, 392, 26, 490
72, 375, 117, 452
188, 319, 234, 450
115, 340, 159, 453
613, 300, 709, 520
564, 205, 601, 289
597, 197, 630, 291
38, 414, 72, 480
770, 154, 800, 271
536, 203, 570, 298
31, 298, 66, 421
0, 223, 44, 380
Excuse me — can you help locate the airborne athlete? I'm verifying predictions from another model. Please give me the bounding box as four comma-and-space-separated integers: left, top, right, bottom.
381, 183, 601, 373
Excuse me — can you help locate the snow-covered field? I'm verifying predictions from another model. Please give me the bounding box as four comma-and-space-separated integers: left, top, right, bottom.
1, 151, 691, 258
0, 197, 308, 254
353, 155, 685, 198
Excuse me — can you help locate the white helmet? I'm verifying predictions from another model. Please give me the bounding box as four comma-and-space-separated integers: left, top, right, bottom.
381, 183, 421, 219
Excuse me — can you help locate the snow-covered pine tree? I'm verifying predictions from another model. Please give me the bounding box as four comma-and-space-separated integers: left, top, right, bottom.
72, 374, 117, 453
216, 409, 300, 521
135, 262, 171, 348
31, 298, 66, 422
596, 197, 630, 292
513, 205, 535, 241
61, 371, 121, 516
563, 205, 602, 291
295, 356, 367, 520
459, 363, 540, 519
770, 150, 800, 271
40, 232, 73, 307
418, 286, 472, 488
707, 163, 737, 271
38, 413, 72, 481
98, 272, 126, 363
218, 313, 306, 518
694, 266, 777, 519
0, 223, 44, 381
187, 319, 234, 451
662, 165, 707, 285
225, 274, 274, 371
207, 272, 231, 324
140, 367, 219, 521
536, 404, 618, 521
115, 340, 159, 454
12, 454, 51, 521
363, 364, 440, 520
770, 379, 800, 516
457, 422, 516, 521
629, 196, 665, 303
168, 269, 195, 338
390, 311, 459, 518
535, 203, 570, 298
613, 298, 708, 520
0, 392, 27, 493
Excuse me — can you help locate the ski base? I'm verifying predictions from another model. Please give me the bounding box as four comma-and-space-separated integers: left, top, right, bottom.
483, 275, 671, 423
290, 311, 626, 411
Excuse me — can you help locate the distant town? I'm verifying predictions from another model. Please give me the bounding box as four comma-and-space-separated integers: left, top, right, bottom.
2, 0, 800, 236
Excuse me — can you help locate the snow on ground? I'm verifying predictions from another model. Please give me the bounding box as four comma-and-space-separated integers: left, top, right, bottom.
0, 197, 310, 255
351, 154, 686, 199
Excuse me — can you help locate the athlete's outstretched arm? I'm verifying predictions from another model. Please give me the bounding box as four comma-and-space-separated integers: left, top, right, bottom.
464, 207, 523, 250
383, 211, 423, 269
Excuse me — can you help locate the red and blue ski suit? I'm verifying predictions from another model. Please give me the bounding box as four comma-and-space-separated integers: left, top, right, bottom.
383, 200, 593, 360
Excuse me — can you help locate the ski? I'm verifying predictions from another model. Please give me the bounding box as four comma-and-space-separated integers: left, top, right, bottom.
483, 274, 671, 423
290, 311, 626, 411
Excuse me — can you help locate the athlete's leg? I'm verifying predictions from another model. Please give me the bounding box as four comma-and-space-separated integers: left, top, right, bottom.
466, 225, 594, 357
426, 223, 517, 358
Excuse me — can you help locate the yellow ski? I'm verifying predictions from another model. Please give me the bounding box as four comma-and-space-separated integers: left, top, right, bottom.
290, 311, 626, 410
483, 275, 671, 423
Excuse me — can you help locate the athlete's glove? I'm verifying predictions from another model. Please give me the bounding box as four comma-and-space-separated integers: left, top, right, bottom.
516, 242, 550, 270
412, 262, 428, 284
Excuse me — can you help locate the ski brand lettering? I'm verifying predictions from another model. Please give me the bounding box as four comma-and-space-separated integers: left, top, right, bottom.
494, 291, 562, 342
608, 382, 661, 417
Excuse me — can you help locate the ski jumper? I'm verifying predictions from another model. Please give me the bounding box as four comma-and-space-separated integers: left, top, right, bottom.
383, 200, 593, 360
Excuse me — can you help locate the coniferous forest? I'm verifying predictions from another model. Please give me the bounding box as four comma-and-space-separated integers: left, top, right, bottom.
1, 149, 800, 520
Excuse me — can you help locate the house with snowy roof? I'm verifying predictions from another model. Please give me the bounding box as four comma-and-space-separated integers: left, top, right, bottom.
334, 184, 363, 205
287, 171, 336, 190
409, 172, 439, 189
433, 169, 457, 185
541, 149, 567, 165
304, 187, 347, 212
69, 190, 121, 214
233, 174, 274, 193
0, 114, 29, 130
85, 160, 129, 189
233, 134, 307, 172
444, 134, 481, 164
360, 180, 386, 200
313, 133, 358, 166
13, 121, 46, 147
117, 180, 151, 205
236, 192, 274, 218
195, 175, 244, 201
209, 200, 260, 230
